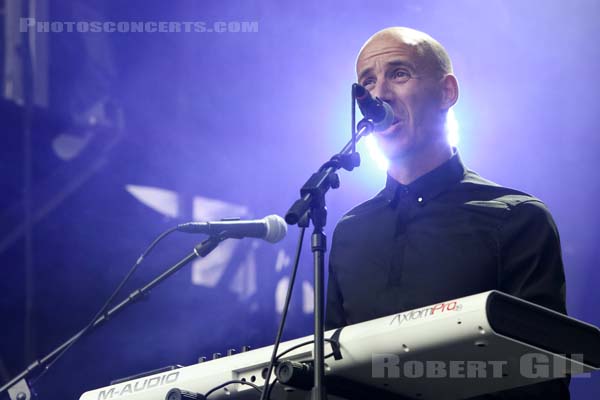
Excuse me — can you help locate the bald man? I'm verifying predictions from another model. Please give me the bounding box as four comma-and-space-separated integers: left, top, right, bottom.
325, 28, 569, 399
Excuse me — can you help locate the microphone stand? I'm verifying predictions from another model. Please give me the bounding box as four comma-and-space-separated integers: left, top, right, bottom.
1, 235, 225, 400
285, 113, 375, 400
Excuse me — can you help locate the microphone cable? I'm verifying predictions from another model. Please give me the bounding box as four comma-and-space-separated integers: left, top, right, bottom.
26, 226, 179, 388
259, 226, 306, 400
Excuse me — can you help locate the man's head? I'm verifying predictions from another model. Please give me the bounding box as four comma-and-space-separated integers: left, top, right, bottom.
356, 27, 458, 164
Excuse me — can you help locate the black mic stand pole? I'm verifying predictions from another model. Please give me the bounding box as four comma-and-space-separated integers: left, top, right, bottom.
285, 115, 375, 400
1, 235, 225, 400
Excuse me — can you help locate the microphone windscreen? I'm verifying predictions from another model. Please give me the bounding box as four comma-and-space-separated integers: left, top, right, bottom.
264, 214, 288, 243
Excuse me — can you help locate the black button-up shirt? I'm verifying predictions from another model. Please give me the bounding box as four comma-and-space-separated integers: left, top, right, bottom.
325, 152, 568, 399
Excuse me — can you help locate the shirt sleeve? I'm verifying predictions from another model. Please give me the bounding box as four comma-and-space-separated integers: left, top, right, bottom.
494, 199, 570, 399
498, 199, 567, 314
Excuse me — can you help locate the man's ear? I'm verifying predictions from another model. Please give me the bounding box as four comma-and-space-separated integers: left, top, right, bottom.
440, 74, 459, 110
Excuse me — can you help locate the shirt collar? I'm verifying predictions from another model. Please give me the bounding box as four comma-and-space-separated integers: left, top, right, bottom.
382, 151, 466, 205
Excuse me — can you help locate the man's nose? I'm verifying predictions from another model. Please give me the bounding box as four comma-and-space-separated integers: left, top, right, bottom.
370, 78, 394, 103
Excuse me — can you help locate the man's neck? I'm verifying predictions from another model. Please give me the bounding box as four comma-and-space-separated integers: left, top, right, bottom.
388, 141, 453, 185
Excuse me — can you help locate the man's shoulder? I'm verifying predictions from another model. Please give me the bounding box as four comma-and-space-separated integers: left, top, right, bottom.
459, 169, 550, 215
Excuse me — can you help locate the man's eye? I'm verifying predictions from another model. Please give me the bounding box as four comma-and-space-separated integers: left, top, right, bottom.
392, 69, 411, 81
361, 78, 375, 87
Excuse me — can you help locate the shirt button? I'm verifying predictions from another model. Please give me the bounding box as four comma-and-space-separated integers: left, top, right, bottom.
417, 196, 424, 203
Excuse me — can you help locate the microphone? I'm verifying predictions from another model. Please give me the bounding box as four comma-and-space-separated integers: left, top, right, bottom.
353, 84, 395, 131
177, 214, 287, 243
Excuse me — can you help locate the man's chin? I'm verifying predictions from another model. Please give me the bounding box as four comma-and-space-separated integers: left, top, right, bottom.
376, 133, 412, 160
381, 146, 412, 162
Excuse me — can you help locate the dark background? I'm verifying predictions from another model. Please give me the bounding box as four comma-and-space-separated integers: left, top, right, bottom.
1, 0, 599, 398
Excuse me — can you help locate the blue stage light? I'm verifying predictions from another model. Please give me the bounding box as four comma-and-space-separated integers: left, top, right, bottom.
446, 109, 460, 148
364, 134, 389, 171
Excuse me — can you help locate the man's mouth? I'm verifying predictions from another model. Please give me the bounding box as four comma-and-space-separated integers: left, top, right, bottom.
379, 118, 402, 137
